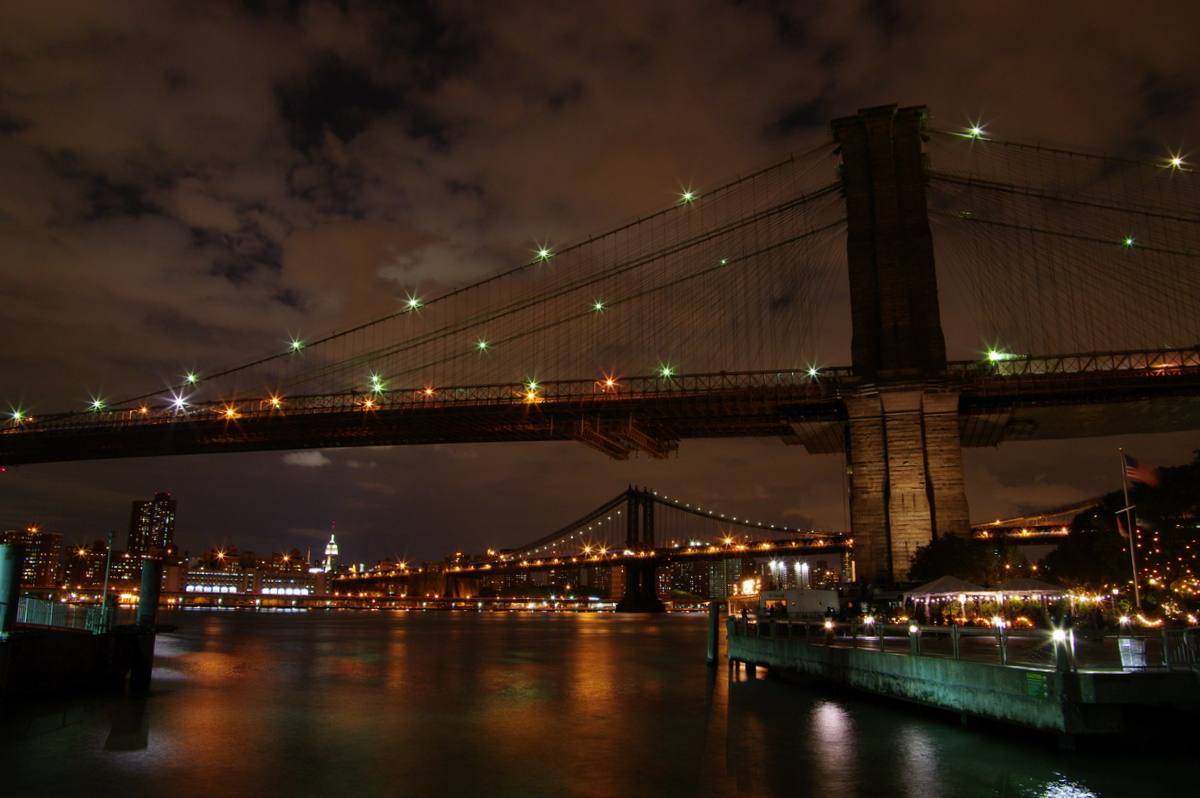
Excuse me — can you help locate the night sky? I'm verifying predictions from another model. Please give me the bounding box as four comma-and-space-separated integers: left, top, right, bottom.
3, 1, 1198, 566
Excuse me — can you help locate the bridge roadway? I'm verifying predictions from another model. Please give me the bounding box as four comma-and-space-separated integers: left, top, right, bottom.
3, 349, 1200, 466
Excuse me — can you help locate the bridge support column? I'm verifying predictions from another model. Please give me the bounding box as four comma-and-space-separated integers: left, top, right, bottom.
847, 384, 970, 583
833, 104, 971, 583
615, 489, 665, 613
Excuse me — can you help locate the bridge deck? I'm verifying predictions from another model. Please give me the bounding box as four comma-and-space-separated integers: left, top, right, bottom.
4, 352, 1200, 465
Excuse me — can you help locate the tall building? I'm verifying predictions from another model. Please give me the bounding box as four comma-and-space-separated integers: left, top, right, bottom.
323, 533, 339, 573
127, 492, 176, 557
1, 526, 63, 588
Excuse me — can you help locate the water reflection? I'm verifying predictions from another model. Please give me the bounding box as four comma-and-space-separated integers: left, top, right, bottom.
896, 727, 943, 798
0, 611, 1179, 798
809, 701, 858, 798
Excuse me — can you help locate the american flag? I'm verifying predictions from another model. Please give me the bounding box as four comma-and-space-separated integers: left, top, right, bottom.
1124, 454, 1160, 487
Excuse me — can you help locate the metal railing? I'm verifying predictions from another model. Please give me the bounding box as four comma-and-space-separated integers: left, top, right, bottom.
732, 618, 1200, 672
16, 596, 116, 634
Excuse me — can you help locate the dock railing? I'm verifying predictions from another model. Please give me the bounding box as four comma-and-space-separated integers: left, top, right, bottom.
16, 596, 114, 634
731, 617, 1200, 672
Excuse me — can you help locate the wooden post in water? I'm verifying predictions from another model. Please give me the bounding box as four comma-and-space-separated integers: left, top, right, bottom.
706, 601, 720, 666
129, 557, 163, 691
0, 544, 24, 635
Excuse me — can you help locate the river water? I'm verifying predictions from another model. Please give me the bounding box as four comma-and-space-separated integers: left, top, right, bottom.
0, 610, 1186, 797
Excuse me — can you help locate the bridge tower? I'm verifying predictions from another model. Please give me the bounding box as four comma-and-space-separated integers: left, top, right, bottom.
615, 488, 666, 613
832, 105, 971, 584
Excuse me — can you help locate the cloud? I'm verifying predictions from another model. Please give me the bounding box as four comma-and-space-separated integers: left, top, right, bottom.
281, 450, 332, 467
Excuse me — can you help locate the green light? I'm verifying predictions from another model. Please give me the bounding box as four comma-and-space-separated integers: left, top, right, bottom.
659, 365, 675, 379
477, 340, 489, 351
720, 259, 727, 265
368, 373, 385, 392
526, 380, 540, 391
969, 125, 985, 138
807, 367, 819, 378
290, 339, 304, 351
537, 248, 552, 261
592, 300, 604, 312
89, 398, 104, 411
10, 411, 22, 421
185, 372, 198, 384
680, 190, 698, 204
405, 295, 422, 310
1123, 236, 1135, 247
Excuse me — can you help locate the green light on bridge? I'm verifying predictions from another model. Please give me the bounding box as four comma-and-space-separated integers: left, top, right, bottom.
1123, 236, 1136, 247
185, 372, 199, 384
592, 300, 605, 312
89, 398, 105, 411
477, 340, 490, 351
658, 364, 675, 379
290, 338, 304, 352
368, 373, 385, 392
404, 295, 423, 311
680, 190, 698, 204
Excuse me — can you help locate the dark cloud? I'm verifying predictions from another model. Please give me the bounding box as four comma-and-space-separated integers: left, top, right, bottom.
276, 55, 403, 154
0, 110, 30, 135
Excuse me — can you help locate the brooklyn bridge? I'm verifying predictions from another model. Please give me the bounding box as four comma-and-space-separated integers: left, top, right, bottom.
4, 105, 1199, 586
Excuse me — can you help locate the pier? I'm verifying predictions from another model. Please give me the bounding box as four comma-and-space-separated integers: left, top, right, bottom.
725, 617, 1200, 746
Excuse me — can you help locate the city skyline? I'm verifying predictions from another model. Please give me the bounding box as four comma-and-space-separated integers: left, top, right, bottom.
3, 2, 1200, 564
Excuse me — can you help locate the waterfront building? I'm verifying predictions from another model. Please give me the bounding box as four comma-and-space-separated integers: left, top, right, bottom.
127, 492, 176, 557
706, 557, 743, 599
63, 540, 109, 588
0, 526, 63, 588
665, 560, 711, 598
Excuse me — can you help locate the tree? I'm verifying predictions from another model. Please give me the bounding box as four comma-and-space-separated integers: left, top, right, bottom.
907, 533, 1025, 585
1041, 450, 1200, 611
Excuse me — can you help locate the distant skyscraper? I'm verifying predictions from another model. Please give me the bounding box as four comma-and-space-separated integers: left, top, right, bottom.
127, 492, 176, 557
0, 526, 63, 588
323, 531, 339, 573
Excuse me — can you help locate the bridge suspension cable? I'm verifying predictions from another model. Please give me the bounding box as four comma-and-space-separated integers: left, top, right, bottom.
923, 128, 1200, 359
99, 141, 846, 415
489, 487, 847, 565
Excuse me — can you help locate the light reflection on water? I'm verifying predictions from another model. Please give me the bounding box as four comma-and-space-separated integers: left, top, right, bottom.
0, 610, 1184, 797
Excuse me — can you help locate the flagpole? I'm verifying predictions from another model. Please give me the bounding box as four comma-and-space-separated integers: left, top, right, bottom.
1118, 447, 1142, 611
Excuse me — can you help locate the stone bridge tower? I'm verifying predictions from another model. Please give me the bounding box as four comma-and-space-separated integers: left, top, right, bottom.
832, 105, 971, 583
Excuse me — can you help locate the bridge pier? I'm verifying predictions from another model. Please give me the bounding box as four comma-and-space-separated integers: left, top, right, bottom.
615, 488, 665, 613
833, 105, 971, 582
